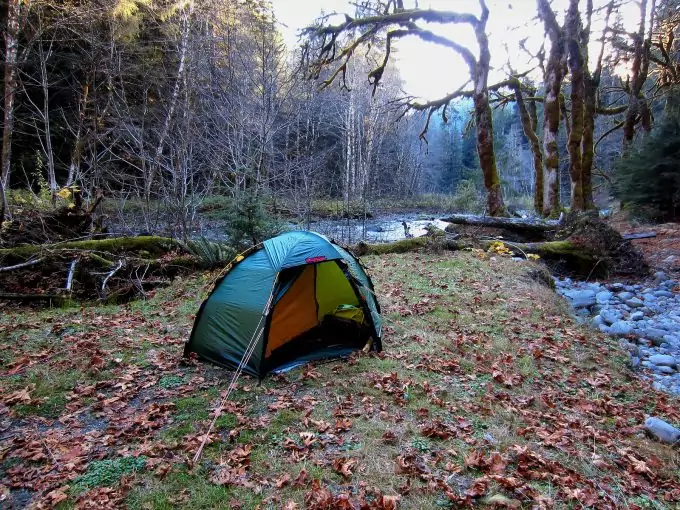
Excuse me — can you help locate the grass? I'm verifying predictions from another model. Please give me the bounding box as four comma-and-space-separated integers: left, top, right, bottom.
1, 251, 679, 508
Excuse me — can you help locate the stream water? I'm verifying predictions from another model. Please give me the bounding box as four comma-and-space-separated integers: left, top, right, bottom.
188, 212, 452, 245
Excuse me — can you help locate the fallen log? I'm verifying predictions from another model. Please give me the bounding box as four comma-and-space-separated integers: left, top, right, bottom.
622, 232, 657, 240
0, 236, 180, 263
504, 240, 598, 265
352, 236, 468, 256
441, 213, 561, 233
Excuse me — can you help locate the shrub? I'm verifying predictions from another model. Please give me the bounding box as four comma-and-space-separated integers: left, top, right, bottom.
450, 180, 484, 214
614, 115, 680, 222
223, 189, 283, 249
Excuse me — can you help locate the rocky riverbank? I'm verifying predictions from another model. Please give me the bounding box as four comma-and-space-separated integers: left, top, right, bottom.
556, 272, 680, 395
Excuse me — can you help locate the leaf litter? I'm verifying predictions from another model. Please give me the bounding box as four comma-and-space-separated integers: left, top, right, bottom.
0, 253, 678, 508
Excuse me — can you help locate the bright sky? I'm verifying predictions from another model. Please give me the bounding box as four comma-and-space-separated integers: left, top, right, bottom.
273, 0, 643, 101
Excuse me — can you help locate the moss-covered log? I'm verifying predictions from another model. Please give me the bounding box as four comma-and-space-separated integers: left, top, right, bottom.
0, 236, 180, 263
509, 240, 598, 264
353, 237, 468, 256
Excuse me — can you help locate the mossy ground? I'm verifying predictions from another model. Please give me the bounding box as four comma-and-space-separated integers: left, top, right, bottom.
0, 252, 678, 509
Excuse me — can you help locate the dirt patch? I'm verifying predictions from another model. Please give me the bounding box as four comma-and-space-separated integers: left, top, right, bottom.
608, 218, 680, 277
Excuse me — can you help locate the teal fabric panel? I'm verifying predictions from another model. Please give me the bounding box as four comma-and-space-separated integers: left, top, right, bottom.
334, 246, 382, 339
264, 231, 342, 269
190, 248, 275, 376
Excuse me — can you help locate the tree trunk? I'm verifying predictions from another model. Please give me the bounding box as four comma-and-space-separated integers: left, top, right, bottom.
67, 82, 90, 186
623, 0, 656, 150
582, 75, 596, 210
566, 0, 586, 211
512, 81, 543, 214
1, 0, 22, 189
0, 176, 6, 225
474, 1, 505, 216
538, 0, 565, 217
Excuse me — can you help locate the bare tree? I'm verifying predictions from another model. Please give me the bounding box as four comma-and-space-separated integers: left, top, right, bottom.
304, 0, 507, 216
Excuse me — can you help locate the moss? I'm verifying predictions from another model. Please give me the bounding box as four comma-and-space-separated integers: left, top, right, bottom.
354, 237, 429, 256
353, 237, 467, 256
0, 236, 180, 263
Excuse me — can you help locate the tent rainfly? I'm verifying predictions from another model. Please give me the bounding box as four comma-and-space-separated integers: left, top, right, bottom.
184, 231, 382, 378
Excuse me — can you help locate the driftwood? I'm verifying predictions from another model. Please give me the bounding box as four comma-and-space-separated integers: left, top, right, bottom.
441, 213, 562, 233
0, 258, 43, 272
622, 232, 657, 240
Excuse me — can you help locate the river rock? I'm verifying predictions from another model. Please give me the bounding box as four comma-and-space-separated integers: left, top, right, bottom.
596, 291, 613, 304
657, 366, 676, 374
609, 321, 634, 336
644, 328, 669, 346
626, 297, 644, 308
644, 417, 680, 444
649, 354, 677, 367
564, 289, 596, 308
630, 311, 645, 321
654, 290, 674, 298
600, 309, 619, 326
618, 291, 634, 301
653, 271, 667, 284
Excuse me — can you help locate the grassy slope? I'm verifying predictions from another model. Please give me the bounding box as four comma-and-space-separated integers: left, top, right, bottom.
1, 252, 679, 509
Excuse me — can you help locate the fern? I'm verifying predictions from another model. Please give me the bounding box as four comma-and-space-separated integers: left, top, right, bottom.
184, 237, 236, 268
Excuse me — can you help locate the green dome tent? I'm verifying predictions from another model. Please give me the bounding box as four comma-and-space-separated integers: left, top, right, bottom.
184, 231, 382, 378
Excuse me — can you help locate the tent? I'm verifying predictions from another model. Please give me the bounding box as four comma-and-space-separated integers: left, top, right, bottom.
184, 231, 382, 378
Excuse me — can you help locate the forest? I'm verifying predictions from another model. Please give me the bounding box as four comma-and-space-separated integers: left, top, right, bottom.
1, 0, 679, 241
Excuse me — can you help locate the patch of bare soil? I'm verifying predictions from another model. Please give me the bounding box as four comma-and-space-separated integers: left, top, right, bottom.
608, 214, 680, 277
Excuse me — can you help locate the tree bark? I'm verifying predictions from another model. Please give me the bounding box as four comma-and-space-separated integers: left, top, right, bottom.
512, 81, 543, 214
474, 1, 505, 216
0, 176, 6, 225
537, 0, 565, 217
566, 0, 586, 211
623, 0, 656, 150
1, 0, 23, 189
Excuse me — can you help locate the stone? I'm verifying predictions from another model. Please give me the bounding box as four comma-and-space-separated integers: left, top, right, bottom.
596, 291, 613, 304
591, 315, 603, 326
630, 311, 645, 321
649, 354, 677, 367
618, 291, 634, 300
630, 356, 641, 369
653, 381, 666, 391
653, 271, 668, 283
609, 321, 634, 336
644, 417, 680, 444
600, 309, 620, 326
609, 283, 625, 291
626, 298, 644, 308
654, 290, 674, 298
658, 366, 676, 374
644, 328, 668, 346
564, 289, 597, 308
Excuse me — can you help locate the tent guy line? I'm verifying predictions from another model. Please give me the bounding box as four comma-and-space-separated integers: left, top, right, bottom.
192, 275, 279, 464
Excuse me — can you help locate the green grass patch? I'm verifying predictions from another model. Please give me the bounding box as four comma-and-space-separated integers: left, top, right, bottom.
71, 456, 147, 495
